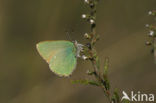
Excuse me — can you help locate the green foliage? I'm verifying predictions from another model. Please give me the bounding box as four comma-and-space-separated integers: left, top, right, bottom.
95, 56, 100, 70
72, 80, 101, 86
149, 10, 156, 16
103, 75, 110, 90
103, 57, 109, 75
102, 58, 110, 90
80, 1, 120, 103
121, 99, 130, 103
146, 25, 156, 32
112, 89, 120, 103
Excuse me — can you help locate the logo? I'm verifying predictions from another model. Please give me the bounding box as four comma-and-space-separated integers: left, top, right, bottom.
121, 91, 155, 102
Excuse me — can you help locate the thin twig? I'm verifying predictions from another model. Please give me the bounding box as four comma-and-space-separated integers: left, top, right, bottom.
87, 0, 112, 102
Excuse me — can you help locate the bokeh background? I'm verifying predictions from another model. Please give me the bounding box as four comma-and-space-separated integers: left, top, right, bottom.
0, 0, 156, 103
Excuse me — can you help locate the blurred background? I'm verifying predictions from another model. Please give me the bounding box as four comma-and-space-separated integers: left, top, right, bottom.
0, 0, 156, 103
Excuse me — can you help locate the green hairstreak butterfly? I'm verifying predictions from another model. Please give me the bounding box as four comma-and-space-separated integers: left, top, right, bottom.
36, 40, 83, 77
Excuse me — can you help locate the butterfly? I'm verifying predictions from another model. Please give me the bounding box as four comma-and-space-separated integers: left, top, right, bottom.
36, 40, 83, 77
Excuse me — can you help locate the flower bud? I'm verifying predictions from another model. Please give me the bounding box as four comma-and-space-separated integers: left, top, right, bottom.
82, 14, 87, 19
148, 11, 152, 15
145, 24, 149, 28
84, 33, 91, 39
149, 30, 154, 37
145, 41, 152, 45
90, 19, 95, 24
82, 55, 88, 60
84, 0, 89, 4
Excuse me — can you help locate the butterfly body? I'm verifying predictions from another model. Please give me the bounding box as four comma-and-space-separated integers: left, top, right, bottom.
36, 40, 78, 77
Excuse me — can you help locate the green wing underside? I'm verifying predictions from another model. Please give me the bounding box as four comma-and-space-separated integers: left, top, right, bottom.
36, 41, 77, 76
49, 48, 76, 76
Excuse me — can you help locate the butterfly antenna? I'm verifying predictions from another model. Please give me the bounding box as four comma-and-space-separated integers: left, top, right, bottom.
65, 29, 75, 42
66, 31, 72, 41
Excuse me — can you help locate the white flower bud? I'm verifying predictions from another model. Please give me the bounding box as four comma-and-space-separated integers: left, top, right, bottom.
82, 55, 88, 60
84, 33, 90, 38
148, 11, 152, 15
90, 19, 95, 24
146, 41, 152, 45
149, 30, 154, 36
82, 14, 87, 19
84, 0, 89, 4
145, 24, 149, 28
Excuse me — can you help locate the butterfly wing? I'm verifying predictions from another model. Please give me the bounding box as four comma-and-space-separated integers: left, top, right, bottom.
36, 40, 77, 76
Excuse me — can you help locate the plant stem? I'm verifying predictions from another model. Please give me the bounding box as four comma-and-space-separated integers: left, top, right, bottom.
154, 38, 156, 63
87, 0, 112, 103
146, 10, 156, 64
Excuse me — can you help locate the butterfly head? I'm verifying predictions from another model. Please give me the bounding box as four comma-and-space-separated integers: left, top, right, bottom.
73, 41, 84, 58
